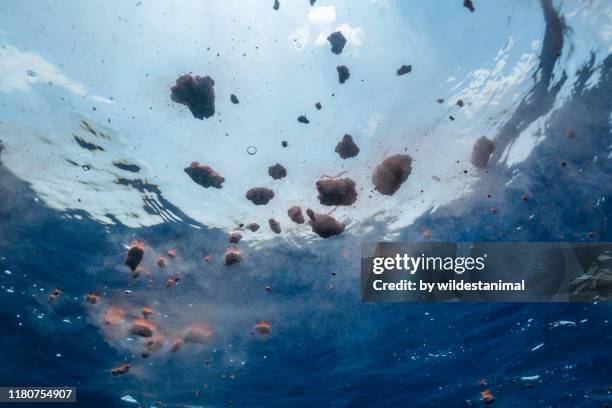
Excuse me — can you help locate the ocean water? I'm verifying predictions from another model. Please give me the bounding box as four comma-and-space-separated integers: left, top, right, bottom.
0, 0, 611, 407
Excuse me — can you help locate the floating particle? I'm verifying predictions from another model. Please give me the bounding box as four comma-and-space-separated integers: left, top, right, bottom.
281, 141, 288, 148
396, 65, 412, 76
480, 389, 494, 404
230, 94, 239, 104
103, 307, 127, 326
130, 318, 156, 337
125, 241, 145, 272
48, 288, 61, 302
184, 324, 213, 344
297, 115, 310, 124
184, 162, 225, 189
165, 276, 178, 288
74, 135, 104, 151
142, 307, 153, 318
85, 292, 100, 304
254, 321, 271, 335
316, 178, 357, 206
167, 248, 177, 258
170, 74, 215, 119
464, 0, 475, 12
522, 194, 529, 202
203, 254, 213, 262
268, 163, 287, 180
247, 146, 257, 155
335, 134, 360, 159
224, 248, 243, 266
113, 161, 140, 173
229, 232, 243, 244
310, 0, 316, 5
456, 99, 464, 107
26, 69, 37, 77
449, 115, 455, 121
170, 338, 182, 352
111, 363, 130, 376
315, 102, 322, 110
273, 0, 279, 10
306, 209, 345, 238
246, 223, 260, 232
470, 136, 495, 168
246, 187, 275, 205
269, 218, 281, 234
372, 155, 412, 196
337, 65, 350, 84
327, 31, 346, 55
437, 98, 444, 104
566, 129, 576, 139
156, 256, 166, 268
142, 335, 164, 358
287, 205, 305, 224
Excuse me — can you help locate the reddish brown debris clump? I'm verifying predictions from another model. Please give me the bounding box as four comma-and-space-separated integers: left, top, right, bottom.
49, 288, 61, 302
111, 363, 130, 376
185, 162, 225, 189
316, 177, 358, 206
268, 163, 287, 180
103, 307, 127, 326
85, 291, 100, 304
246, 187, 275, 205
156, 256, 166, 268
335, 134, 360, 159
170, 74, 215, 119
269, 218, 282, 234
254, 321, 271, 335
124, 240, 145, 272
170, 338, 182, 352
167, 248, 177, 258
287, 205, 305, 224
224, 248, 243, 266
246, 223, 260, 232
229, 232, 243, 244
130, 318, 156, 338
306, 209, 345, 238
480, 389, 494, 404
142, 307, 153, 318
372, 154, 412, 196
184, 324, 213, 344
471, 136, 495, 168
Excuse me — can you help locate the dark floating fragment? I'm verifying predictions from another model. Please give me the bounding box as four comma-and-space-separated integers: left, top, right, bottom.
130, 318, 155, 338
281, 140, 288, 148
170, 74, 215, 119
470, 136, 495, 168
297, 115, 310, 124
229, 232, 242, 244
268, 163, 287, 180
396, 65, 412, 76
85, 292, 99, 304
316, 178, 358, 206
224, 248, 243, 266
74, 135, 104, 151
184, 162, 225, 189
310, 0, 316, 5
335, 134, 360, 159
113, 161, 140, 173
337, 65, 350, 84
230, 94, 239, 104
306, 209, 345, 238
287, 205, 305, 224
124, 241, 145, 272
111, 364, 130, 376
246, 223, 260, 232
456, 99, 464, 107
327, 31, 347, 55
372, 154, 413, 196
449, 115, 455, 121
315, 102, 322, 110
273, 0, 279, 10
268, 218, 281, 234
437, 98, 444, 104
246, 187, 275, 205
464, 0, 475, 12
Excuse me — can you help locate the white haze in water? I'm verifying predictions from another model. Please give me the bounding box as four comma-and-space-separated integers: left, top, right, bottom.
0, 0, 609, 239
